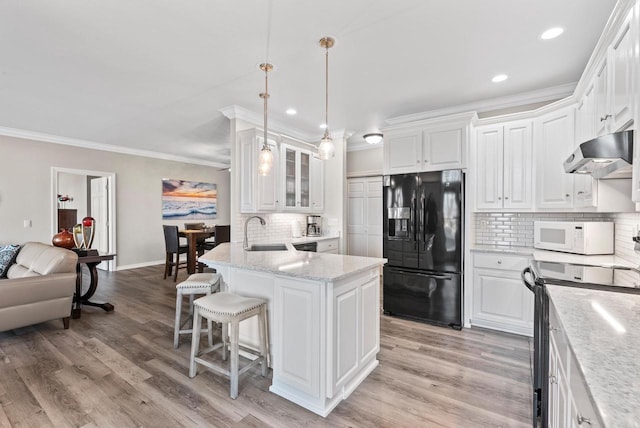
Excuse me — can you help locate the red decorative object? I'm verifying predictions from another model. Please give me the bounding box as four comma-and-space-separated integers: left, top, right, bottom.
52, 229, 75, 249
82, 216, 94, 227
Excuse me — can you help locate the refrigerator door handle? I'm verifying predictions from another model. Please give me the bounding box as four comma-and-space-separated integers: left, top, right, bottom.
386, 267, 452, 281
422, 197, 427, 251
412, 197, 417, 248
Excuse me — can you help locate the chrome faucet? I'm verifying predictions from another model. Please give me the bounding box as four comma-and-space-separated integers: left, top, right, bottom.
243, 216, 266, 249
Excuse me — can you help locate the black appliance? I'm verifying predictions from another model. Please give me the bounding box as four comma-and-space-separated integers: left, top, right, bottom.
293, 241, 317, 252
522, 260, 640, 427
382, 170, 463, 329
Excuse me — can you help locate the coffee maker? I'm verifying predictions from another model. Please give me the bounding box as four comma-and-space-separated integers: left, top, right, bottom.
306, 215, 322, 237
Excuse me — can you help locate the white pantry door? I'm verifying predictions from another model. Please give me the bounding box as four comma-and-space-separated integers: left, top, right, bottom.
91, 177, 110, 269
347, 176, 382, 258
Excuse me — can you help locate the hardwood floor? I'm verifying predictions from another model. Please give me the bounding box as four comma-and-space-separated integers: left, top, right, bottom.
0, 265, 532, 427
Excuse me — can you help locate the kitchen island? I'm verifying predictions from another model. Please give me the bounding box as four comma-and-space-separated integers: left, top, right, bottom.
199, 242, 386, 417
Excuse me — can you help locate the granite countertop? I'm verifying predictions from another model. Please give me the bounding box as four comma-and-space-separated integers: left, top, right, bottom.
199, 242, 386, 282
470, 244, 534, 255
546, 285, 640, 427
289, 234, 340, 244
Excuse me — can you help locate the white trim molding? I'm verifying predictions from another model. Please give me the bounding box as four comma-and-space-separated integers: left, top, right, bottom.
384, 83, 576, 126
0, 126, 228, 168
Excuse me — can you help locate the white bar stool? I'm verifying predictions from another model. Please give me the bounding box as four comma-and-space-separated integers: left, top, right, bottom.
174, 273, 221, 349
188, 292, 269, 399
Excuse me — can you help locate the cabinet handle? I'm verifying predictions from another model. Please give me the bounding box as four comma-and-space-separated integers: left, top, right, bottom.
416, 160, 420, 164
424, 159, 428, 163
577, 191, 584, 195
549, 374, 556, 384
498, 197, 502, 200
600, 114, 612, 122
497, 260, 502, 264
565, 194, 570, 198
549, 326, 558, 332
576, 415, 592, 425
504, 196, 509, 200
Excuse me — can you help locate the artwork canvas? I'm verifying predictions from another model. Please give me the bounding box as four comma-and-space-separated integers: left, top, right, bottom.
162, 179, 217, 220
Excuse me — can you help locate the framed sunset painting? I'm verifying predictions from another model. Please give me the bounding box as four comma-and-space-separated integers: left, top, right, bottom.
162, 179, 217, 220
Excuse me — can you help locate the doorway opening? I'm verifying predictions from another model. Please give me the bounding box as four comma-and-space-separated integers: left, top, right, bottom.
51, 167, 116, 271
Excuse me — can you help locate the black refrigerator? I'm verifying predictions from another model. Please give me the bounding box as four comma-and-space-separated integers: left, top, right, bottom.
383, 170, 463, 329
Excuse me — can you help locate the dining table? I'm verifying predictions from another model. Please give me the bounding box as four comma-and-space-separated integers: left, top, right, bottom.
179, 229, 215, 274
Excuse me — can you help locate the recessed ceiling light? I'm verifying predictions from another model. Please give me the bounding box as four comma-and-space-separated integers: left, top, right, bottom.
286, 108, 297, 115
540, 27, 564, 40
492, 74, 508, 83
320, 123, 327, 129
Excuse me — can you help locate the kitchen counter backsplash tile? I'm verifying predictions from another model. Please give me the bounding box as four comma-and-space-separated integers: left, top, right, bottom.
235, 213, 308, 244
474, 212, 640, 265
473, 212, 612, 248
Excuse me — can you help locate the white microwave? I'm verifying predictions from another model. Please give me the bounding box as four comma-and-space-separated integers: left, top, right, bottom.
533, 221, 614, 255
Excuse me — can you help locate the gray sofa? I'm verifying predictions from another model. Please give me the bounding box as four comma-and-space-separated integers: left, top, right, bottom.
0, 242, 78, 332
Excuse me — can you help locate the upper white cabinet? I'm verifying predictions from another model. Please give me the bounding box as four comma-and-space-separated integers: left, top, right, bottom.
609, 11, 636, 132
574, 85, 598, 208
281, 139, 325, 213
383, 117, 470, 174
475, 121, 532, 211
238, 130, 324, 213
535, 107, 576, 210
309, 156, 324, 212
239, 129, 280, 213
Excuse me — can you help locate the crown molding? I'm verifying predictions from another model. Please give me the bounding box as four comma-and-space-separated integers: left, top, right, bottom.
0, 126, 229, 168
573, 0, 636, 97
220, 105, 316, 142
382, 111, 478, 132
384, 83, 576, 126
474, 95, 576, 126
347, 140, 384, 152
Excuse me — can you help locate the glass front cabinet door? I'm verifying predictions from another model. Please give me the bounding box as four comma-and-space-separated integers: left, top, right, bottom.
282, 143, 312, 211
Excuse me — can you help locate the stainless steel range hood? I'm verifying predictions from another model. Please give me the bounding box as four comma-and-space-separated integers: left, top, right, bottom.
563, 130, 634, 179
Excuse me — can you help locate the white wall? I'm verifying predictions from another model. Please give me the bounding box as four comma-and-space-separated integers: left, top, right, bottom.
58, 172, 87, 219
346, 146, 383, 178
0, 135, 230, 268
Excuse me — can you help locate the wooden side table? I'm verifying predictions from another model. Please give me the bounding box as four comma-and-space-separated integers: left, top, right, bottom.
72, 251, 116, 319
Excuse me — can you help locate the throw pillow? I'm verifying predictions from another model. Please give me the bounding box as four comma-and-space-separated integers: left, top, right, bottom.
0, 244, 20, 278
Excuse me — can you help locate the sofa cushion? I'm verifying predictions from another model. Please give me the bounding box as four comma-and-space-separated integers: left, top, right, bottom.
6, 242, 77, 279
0, 244, 20, 278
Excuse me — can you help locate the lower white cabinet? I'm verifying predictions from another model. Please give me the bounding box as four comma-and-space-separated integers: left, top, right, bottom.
471, 252, 533, 336
548, 299, 602, 427
317, 238, 340, 254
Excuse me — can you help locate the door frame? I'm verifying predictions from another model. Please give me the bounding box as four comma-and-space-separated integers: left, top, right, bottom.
51, 167, 117, 271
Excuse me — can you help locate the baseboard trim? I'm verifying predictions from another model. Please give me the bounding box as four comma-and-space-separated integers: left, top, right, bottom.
116, 260, 164, 271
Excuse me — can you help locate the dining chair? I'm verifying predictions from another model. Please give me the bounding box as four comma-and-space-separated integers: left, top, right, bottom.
163, 225, 188, 282
204, 224, 230, 251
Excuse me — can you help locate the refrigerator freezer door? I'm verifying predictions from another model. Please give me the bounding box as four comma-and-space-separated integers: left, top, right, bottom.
383, 266, 462, 328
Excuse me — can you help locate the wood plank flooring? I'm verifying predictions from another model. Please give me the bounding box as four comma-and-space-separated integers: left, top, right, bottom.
0, 265, 532, 427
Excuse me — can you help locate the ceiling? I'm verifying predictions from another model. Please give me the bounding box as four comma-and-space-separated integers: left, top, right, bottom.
0, 0, 618, 166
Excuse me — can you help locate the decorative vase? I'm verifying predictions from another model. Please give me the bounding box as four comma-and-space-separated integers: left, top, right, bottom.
52, 229, 75, 249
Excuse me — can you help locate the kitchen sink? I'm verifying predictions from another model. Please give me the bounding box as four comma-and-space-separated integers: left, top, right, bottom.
245, 243, 288, 251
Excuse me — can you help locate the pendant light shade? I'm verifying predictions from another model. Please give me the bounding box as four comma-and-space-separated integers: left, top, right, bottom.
258, 62, 274, 176
317, 36, 335, 160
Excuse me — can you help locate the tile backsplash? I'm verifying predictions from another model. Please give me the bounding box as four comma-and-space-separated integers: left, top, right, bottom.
234, 213, 308, 243
473, 211, 640, 264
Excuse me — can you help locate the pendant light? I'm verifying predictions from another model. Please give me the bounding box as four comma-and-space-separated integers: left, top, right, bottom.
258, 62, 274, 176
317, 36, 336, 160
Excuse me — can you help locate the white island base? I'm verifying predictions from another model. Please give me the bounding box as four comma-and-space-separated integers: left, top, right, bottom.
199, 244, 384, 417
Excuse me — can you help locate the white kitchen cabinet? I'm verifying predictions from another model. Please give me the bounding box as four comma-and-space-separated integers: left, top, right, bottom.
548, 299, 603, 427
422, 124, 466, 171
281, 143, 311, 211
535, 107, 576, 210
347, 176, 383, 258
310, 156, 324, 212
475, 121, 532, 211
238, 129, 280, 213
383, 119, 469, 174
317, 237, 340, 254
609, 10, 635, 132
383, 130, 421, 174
574, 85, 597, 208
471, 252, 533, 336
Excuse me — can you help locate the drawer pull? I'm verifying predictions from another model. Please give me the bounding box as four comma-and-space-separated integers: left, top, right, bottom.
577, 414, 592, 425
497, 260, 502, 264
549, 374, 556, 384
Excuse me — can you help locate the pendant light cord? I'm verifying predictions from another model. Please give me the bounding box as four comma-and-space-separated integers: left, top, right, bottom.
324, 45, 329, 139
